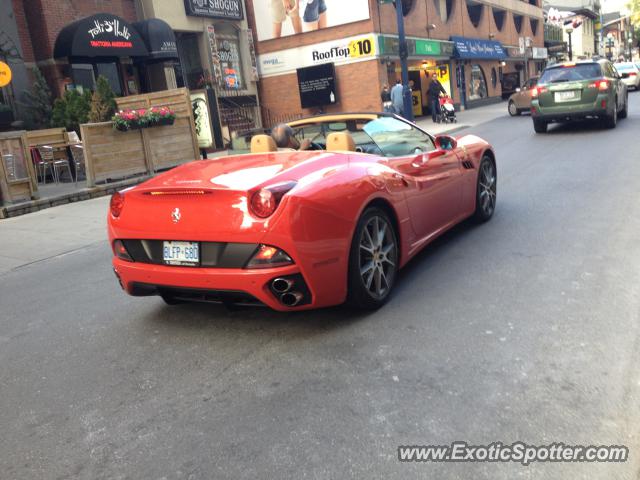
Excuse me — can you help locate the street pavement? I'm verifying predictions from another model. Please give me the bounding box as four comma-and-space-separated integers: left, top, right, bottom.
2, 94, 640, 479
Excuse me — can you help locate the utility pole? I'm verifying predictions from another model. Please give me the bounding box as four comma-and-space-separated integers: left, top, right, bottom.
395, 0, 414, 121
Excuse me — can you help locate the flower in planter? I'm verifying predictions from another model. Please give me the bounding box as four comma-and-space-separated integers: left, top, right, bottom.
112, 106, 176, 131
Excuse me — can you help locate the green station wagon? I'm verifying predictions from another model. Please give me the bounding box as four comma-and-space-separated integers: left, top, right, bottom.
531, 59, 628, 133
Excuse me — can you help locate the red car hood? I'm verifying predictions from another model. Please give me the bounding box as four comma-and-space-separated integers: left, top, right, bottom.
137, 151, 347, 193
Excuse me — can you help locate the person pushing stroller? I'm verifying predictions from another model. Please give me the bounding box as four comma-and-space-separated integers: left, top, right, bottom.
427, 73, 447, 123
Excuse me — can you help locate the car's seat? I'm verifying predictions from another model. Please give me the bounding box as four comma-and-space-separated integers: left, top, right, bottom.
326, 132, 356, 152
250, 134, 277, 153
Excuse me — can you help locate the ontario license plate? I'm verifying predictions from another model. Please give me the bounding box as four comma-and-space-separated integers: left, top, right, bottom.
163, 241, 199, 266
555, 90, 579, 102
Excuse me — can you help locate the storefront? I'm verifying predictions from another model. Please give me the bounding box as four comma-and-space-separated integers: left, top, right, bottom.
502, 46, 527, 99
378, 35, 455, 116
136, 0, 260, 148
53, 14, 150, 96
450, 36, 506, 109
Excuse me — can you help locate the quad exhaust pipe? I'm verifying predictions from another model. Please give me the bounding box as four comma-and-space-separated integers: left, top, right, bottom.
280, 291, 303, 307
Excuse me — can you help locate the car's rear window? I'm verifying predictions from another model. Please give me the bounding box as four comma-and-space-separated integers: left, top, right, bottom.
539, 64, 602, 83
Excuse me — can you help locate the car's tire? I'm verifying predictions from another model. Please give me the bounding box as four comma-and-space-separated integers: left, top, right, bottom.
604, 98, 618, 128
347, 207, 398, 310
508, 101, 520, 116
619, 93, 628, 119
533, 119, 547, 133
473, 156, 497, 223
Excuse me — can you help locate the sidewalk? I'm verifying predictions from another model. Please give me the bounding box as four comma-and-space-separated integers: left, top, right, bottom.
414, 100, 508, 135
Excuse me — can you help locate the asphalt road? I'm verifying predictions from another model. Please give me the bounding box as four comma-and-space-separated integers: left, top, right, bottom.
2, 94, 640, 480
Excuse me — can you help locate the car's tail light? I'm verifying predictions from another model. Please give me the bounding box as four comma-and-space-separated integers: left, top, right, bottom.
110, 192, 125, 217
629, 72, 637, 77
249, 181, 297, 218
246, 245, 293, 269
588, 80, 609, 90
113, 240, 133, 261
532, 86, 547, 98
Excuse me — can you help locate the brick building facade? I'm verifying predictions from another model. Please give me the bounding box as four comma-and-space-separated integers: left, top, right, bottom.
247, 0, 546, 121
12, 0, 138, 97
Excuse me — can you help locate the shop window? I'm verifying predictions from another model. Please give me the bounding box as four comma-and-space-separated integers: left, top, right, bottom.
530, 18, 538, 35
528, 0, 537, 5
492, 8, 505, 31
513, 14, 523, 34
434, 0, 454, 23
466, 0, 484, 28
469, 64, 488, 100
216, 24, 244, 90
491, 68, 497, 88
96, 63, 123, 96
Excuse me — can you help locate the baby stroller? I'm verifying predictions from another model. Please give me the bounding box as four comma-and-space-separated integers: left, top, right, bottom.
438, 95, 457, 123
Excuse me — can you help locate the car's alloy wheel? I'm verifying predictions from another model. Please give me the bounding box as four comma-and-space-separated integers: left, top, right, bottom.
473, 156, 497, 222
347, 208, 398, 309
508, 101, 519, 116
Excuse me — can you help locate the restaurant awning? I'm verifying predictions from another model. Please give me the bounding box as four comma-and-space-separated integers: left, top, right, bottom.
133, 19, 178, 61
54, 14, 149, 59
450, 36, 507, 60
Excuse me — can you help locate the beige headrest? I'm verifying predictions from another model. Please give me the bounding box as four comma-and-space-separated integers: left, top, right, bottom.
326, 132, 356, 152
251, 134, 277, 153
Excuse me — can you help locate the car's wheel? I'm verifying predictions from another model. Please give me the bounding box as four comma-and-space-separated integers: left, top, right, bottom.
508, 101, 520, 116
619, 93, 628, 119
473, 156, 497, 223
533, 119, 548, 133
604, 98, 618, 128
347, 207, 398, 310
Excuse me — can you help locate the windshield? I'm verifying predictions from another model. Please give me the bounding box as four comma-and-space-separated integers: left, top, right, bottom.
539, 64, 602, 83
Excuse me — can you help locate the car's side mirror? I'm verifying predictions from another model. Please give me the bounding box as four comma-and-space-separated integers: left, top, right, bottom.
515, 87, 522, 92
435, 135, 457, 151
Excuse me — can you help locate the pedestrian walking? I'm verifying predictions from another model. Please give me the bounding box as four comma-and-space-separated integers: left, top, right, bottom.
427, 73, 447, 123
381, 84, 392, 113
390, 80, 404, 117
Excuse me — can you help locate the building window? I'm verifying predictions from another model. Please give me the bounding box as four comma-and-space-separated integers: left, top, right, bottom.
469, 64, 488, 100
466, 0, 484, 28
176, 32, 204, 90
491, 67, 497, 88
492, 8, 505, 31
216, 24, 244, 90
530, 18, 538, 35
434, 0, 454, 23
514, 14, 523, 34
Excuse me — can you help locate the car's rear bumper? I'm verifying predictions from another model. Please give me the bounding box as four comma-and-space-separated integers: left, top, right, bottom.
112, 257, 319, 311
621, 78, 639, 89
532, 97, 610, 122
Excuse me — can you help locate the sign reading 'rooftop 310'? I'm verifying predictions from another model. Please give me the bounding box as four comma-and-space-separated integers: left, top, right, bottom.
183, 0, 244, 20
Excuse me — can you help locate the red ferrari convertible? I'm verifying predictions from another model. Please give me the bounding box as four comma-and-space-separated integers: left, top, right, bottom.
108, 113, 496, 311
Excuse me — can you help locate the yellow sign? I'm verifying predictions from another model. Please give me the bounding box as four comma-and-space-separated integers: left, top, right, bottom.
349, 35, 376, 59
412, 90, 422, 117
0, 62, 12, 87
426, 64, 451, 97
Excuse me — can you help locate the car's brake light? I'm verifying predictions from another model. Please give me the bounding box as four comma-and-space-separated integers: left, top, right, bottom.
113, 240, 133, 261
245, 245, 293, 269
629, 72, 637, 77
588, 79, 609, 90
532, 86, 547, 97
110, 192, 125, 217
249, 181, 297, 218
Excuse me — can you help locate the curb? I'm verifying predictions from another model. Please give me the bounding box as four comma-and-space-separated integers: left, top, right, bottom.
0, 176, 151, 219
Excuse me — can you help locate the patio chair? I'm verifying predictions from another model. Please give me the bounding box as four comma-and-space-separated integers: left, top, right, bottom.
69, 144, 85, 185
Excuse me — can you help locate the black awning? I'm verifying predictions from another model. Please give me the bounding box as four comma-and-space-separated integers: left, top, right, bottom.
133, 19, 178, 61
54, 14, 149, 59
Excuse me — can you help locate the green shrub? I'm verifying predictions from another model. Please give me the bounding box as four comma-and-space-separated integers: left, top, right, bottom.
51, 89, 91, 134
89, 76, 117, 123
22, 68, 53, 129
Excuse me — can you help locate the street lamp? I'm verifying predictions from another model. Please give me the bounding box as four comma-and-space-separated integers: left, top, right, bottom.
565, 27, 574, 61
